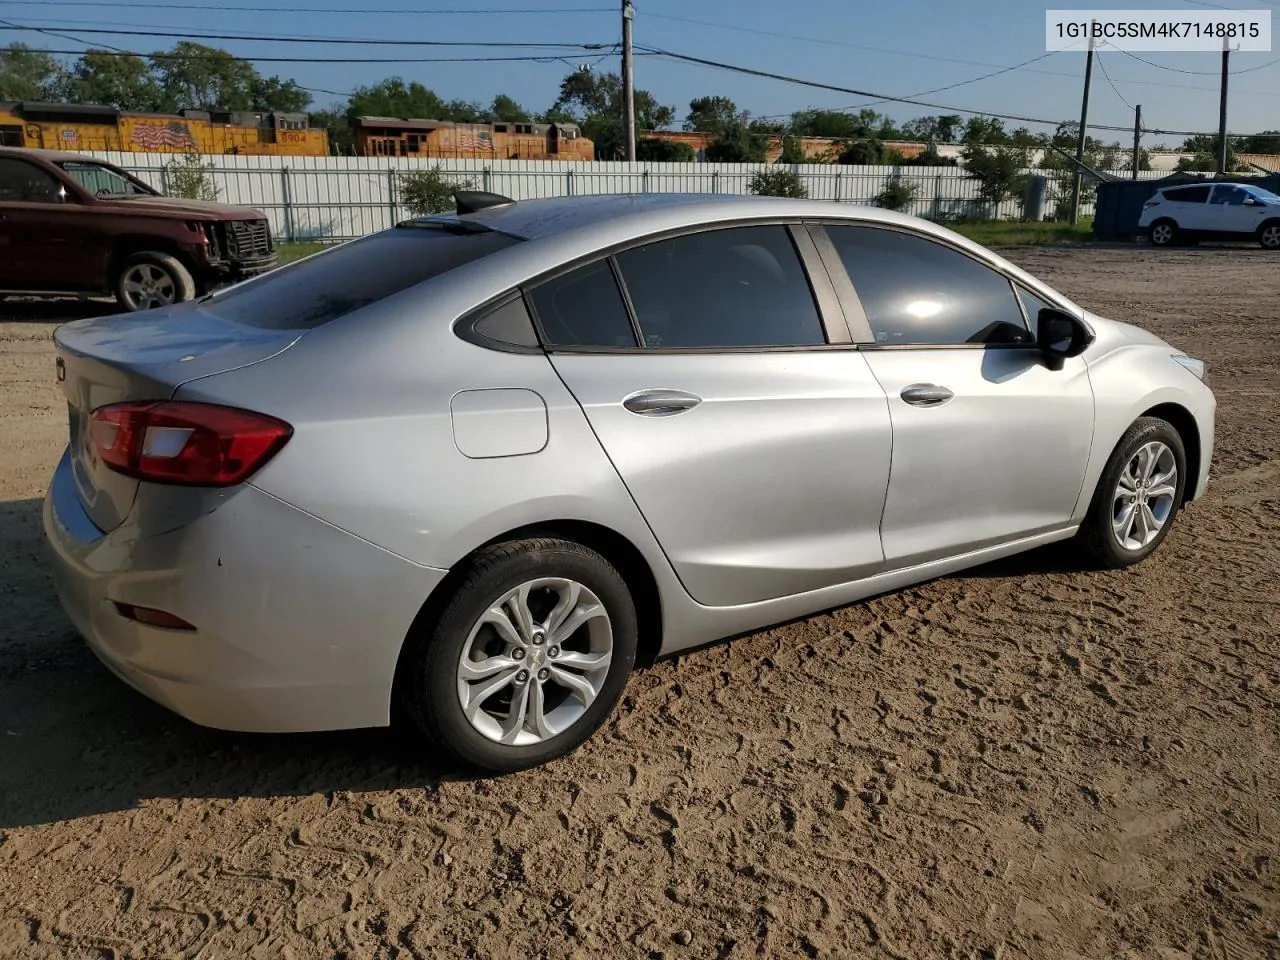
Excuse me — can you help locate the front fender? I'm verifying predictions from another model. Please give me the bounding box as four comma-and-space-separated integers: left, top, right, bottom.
1073, 344, 1216, 521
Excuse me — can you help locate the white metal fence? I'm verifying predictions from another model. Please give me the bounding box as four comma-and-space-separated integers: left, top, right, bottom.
88, 152, 1168, 243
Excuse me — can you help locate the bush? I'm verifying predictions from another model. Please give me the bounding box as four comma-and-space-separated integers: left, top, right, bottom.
399, 166, 477, 216
748, 168, 808, 198
164, 151, 218, 201
836, 138, 884, 165
636, 138, 695, 162
874, 176, 917, 211
776, 135, 807, 165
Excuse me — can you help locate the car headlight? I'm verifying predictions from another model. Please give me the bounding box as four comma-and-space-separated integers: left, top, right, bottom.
1172, 354, 1208, 382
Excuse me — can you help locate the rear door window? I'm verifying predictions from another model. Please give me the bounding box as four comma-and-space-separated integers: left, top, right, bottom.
206, 224, 521, 329
528, 260, 638, 348
1163, 186, 1211, 204
613, 225, 826, 348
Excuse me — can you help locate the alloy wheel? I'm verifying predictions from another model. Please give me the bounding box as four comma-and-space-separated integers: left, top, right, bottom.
1150, 223, 1174, 246
121, 263, 177, 310
1261, 225, 1280, 249
1112, 441, 1178, 551
456, 578, 613, 745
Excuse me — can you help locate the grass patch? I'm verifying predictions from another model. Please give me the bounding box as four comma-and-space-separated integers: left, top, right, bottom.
942, 219, 1094, 246
275, 241, 337, 265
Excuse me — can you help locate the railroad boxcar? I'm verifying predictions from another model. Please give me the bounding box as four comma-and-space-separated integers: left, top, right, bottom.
353, 117, 594, 161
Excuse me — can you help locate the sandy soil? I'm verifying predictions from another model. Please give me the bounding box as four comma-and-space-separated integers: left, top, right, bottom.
0, 248, 1276, 960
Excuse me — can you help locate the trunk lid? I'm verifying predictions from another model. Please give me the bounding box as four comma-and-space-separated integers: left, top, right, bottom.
54, 300, 303, 532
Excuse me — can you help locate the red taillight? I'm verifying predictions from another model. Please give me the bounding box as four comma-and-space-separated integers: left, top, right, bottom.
89, 401, 292, 486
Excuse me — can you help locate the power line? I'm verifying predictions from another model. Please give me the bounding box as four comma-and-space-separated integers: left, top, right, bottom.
638, 43, 1280, 138
1114, 49, 1219, 76
17, 45, 629, 63
0, 1, 613, 11
1095, 52, 1135, 112
0, 22, 613, 47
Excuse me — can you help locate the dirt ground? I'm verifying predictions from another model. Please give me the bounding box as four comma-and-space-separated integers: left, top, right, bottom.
0, 246, 1276, 960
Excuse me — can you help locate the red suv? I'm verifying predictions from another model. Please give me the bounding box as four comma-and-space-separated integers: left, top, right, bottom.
0, 147, 277, 311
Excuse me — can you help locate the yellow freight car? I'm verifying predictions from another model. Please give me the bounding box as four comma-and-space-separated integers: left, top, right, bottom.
0, 101, 329, 156
354, 117, 595, 161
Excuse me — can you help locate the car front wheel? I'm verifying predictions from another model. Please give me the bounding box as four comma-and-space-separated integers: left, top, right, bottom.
1077, 417, 1187, 569
396, 537, 638, 773
114, 252, 196, 312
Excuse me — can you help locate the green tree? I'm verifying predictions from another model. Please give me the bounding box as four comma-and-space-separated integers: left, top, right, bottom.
347, 77, 447, 123
487, 94, 530, 123
66, 50, 169, 111
247, 75, 311, 113
961, 116, 1009, 145
874, 175, 918, 211
960, 143, 1028, 208
164, 151, 218, 200
636, 137, 695, 161
901, 114, 964, 143
903, 142, 957, 166
1236, 130, 1280, 154
684, 95, 744, 133
310, 103, 352, 154
399, 166, 477, 216
836, 138, 885, 165
0, 43, 66, 101
151, 42, 257, 110
704, 121, 767, 162
550, 69, 675, 159
777, 134, 807, 164
748, 168, 808, 198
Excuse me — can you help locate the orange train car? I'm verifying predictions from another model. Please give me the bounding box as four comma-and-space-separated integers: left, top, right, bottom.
0, 101, 329, 156
354, 116, 595, 161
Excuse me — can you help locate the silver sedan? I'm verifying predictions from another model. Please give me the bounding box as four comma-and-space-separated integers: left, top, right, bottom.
44, 193, 1216, 772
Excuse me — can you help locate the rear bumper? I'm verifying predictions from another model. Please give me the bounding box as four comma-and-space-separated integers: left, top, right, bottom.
43, 448, 448, 733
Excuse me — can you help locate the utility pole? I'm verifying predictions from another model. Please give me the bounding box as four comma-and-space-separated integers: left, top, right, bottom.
1217, 36, 1230, 175
1132, 104, 1141, 180
1070, 35, 1095, 225
622, 0, 636, 162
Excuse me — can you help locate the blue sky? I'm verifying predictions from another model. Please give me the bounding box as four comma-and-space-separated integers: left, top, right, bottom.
3, 0, 1280, 146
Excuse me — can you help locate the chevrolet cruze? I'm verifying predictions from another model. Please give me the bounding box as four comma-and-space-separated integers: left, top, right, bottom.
44, 193, 1216, 772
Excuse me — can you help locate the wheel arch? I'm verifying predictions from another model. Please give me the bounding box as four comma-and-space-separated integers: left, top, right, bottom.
108, 236, 200, 283
391, 518, 665, 709
1138, 401, 1201, 506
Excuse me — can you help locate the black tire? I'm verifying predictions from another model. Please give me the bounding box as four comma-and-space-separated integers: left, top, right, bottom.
1257, 220, 1280, 250
396, 537, 638, 773
1148, 219, 1178, 247
1077, 417, 1188, 569
113, 251, 196, 312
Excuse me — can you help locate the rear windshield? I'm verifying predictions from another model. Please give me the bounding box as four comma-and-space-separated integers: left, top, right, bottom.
207, 224, 522, 330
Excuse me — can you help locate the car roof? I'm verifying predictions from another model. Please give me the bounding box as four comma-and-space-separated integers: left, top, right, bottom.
424, 192, 933, 242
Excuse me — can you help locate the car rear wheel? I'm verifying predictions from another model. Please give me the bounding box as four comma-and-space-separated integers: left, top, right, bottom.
1077, 417, 1187, 569
1258, 221, 1280, 250
396, 537, 638, 773
114, 252, 196, 312
1148, 219, 1178, 247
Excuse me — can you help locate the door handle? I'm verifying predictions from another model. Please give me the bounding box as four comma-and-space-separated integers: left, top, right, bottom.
900, 383, 954, 406
622, 389, 702, 417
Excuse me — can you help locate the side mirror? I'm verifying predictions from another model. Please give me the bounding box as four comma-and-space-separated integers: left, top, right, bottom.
1036, 308, 1093, 370
1245, 197, 1262, 206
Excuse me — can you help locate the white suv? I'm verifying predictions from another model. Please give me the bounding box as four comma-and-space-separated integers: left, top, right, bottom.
1138, 181, 1280, 248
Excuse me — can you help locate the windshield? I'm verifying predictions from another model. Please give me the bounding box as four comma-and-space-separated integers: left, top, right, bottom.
1242, 184, 1280, 203
57, 161, 155, 197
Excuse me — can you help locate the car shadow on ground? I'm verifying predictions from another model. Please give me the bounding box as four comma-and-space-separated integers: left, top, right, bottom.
0, 497, 465, 829
0, 298, 120, 324
956, 542, 1089, 579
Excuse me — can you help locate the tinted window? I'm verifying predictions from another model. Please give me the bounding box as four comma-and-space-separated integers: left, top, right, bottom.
58, 161, 150, 197
471, 297, 540, 348
1164, 186, 1211, 203
529, 260, 637, 348
1016, 285, 1058, 332
1210, 184, 1247, 206
0, 158, 62, 203
207, 225, 521, 329
827, 226, 1029, 346
615, 225, 825, 348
